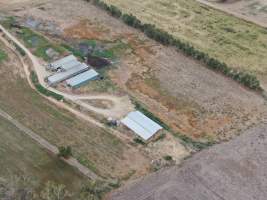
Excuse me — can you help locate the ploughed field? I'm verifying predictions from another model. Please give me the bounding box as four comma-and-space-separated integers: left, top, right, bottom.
103, 0, 267, 89
110, 123, 267, 200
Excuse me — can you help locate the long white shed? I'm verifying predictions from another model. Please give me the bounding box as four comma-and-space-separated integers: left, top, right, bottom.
49, 55, 77, 70
60, 60, 81, 71
47, 63, 89, 86
66, 69, 99, 88
121, 111, 163, 140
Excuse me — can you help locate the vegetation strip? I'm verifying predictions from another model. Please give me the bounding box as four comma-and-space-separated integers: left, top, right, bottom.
30, 71, 64, 101
85, 0, 261, 91
0, 48, 7, 61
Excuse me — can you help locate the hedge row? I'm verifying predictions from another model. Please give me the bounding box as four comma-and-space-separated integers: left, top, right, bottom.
30, 71, 64, 101
85, 0, 261, 90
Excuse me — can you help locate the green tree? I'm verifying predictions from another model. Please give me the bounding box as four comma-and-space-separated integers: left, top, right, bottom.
58, 146, 72, 159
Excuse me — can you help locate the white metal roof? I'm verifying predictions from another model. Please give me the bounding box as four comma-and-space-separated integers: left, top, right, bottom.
47, 63, 89, 85
121, 111, 163, 140
66, 69, 99, 87
50, 55, 77, 69
61, 60, 81, 71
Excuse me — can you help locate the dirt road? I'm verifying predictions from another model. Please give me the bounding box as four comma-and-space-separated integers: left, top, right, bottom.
0, 107, 99, 180
110, 123, 267, 200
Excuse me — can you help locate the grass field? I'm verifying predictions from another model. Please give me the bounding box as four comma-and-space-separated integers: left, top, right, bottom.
102, 0, 267, 77
0, 116, 86, 197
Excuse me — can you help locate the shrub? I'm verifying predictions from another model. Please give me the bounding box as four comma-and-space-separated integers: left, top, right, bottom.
58, 146, 72, 159
163, 155, 173, 161
133, 137, 146, 145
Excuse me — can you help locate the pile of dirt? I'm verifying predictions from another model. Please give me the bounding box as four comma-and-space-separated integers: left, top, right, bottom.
87, 54, 110, 68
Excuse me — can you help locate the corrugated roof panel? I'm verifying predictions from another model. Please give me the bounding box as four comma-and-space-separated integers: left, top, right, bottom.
66, 69, 99, 87
50, 55, 77, 69
128, 111, 162, 135
121, 117, 153, 140
61, 60, 81, 71
121, 111, 163, 140
47, 63, 89, 85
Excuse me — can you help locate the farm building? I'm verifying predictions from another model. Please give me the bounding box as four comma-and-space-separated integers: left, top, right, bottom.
60, 60, 81, 71
47, 63, 89, 86
66, 69, 99, 89
48, 55, 77, 71
121, 111, 163, 140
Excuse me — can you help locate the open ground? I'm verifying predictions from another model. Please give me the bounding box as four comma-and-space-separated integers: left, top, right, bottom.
0, 0, 267, 199
110, 123, 267, 200
3, 0, 267, 142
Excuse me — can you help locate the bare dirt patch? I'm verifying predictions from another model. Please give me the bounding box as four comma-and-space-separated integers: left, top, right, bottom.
86, 99, 114, 109
110, 123, 267, 200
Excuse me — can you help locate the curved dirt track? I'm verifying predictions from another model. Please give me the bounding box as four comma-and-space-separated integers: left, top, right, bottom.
110, 123, 267, 200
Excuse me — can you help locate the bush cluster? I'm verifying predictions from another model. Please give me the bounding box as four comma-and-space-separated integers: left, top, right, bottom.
30, 71, 64, 101
58, 146, 72, 159
85, 0, 261, 90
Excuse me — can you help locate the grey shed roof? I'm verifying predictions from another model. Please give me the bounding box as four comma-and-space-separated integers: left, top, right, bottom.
121, 111, 163, 140
60, 60, 81, 71
47, 63, 89, 85
66, 69, 99, 88
50, 55, 77, 70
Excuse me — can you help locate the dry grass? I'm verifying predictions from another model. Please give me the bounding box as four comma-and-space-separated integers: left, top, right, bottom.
103, 0, 267, 77
0, 116, 86, 196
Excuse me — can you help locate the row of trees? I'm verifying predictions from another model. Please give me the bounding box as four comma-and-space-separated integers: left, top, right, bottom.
86, 0, 261, 90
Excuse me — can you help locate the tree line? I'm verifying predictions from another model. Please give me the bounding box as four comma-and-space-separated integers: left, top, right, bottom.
85, 0, 261, 90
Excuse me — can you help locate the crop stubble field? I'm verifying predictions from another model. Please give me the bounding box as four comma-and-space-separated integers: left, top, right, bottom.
197, 0, 267, 28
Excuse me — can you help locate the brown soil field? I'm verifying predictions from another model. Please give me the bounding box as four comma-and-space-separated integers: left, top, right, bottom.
110, 123, 267, 200
197, 0, 267, 28
2, 0, 267, 142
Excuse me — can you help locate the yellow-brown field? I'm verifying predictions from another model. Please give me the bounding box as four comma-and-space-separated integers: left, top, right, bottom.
103, 0, 267, 85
